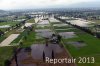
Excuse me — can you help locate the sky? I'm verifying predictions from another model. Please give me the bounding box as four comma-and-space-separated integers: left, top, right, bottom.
0, 0, 99, 10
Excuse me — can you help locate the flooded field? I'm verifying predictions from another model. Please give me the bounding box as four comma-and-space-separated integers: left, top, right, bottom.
59, 32, 77, 39
31, 44, 63, 59
67, 19, 93, 27
37, 20, 49, 25
53, 24, 68, 27
49, 17, 60, 23
0, 25, 10, 28
10, 44, 72, 66
35, 29, 54, 39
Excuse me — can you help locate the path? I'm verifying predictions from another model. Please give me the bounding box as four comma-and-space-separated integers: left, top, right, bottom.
0, 34, 19, 47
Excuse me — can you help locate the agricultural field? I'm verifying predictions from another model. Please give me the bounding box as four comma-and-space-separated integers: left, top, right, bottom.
0, 21, 20, 26
0, 17, 100, 66
0, 18, 28, 66
90, 20, 100, 24
0, 47, 14, 66
49, 18, 100, 66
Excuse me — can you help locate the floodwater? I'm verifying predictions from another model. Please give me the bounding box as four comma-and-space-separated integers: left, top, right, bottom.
25, 23, 34, 27
36, 24, 50, 28
35, 29, 54, 39
67, 41, 86, 48
37, 20, 49, 25
11, 44, 63, 66
0, 25, 10, 28
31, 44, 63, 60
59, 32, 76, 39
67, 19, 91, 27
53, 24, 68, 27
49, 17, 60, 22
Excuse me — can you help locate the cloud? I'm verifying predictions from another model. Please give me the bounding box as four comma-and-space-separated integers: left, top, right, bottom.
0, 0, 96, 10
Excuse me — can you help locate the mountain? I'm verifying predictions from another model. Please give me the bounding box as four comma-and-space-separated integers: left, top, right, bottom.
0, 10, 6, 13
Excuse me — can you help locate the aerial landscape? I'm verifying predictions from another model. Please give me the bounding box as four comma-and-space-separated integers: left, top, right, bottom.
0, 0, 100, 66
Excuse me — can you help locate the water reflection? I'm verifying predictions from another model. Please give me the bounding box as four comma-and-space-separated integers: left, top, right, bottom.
67, 19, 91, 27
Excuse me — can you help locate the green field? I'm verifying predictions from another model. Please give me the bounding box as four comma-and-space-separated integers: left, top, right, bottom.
91, 20, 100, 24
0, 18, 100, 66
0, 47, 14, 66
63, 32, 100, 66
11, 18, 36, 47
11, 29, 36, 47
0, 28, 21, 43
27, 18, 35, 23
0, 21, 20, 26
60, 28, 100, 66
0, 21, 24, 66
51, 20, 100, 66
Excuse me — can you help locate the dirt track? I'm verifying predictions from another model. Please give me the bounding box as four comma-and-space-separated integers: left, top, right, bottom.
0, 34, 19, 47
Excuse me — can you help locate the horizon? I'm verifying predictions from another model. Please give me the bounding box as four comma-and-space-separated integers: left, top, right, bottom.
0, 0, 100, 10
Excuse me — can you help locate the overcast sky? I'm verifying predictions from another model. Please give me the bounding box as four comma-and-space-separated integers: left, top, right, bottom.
0, 0, 98, 10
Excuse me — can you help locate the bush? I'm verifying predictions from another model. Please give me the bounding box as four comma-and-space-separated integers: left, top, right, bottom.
4, 59, 11, 66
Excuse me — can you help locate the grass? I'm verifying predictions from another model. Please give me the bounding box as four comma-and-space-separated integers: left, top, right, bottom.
55, 28, 80, 32
11, 18, 36, 46
0, 28, 21, 43
64, 33, 100, 56
0, 46, 14, 66
51, 22, 62, 24
11, 29, 28, 44
27, 18, 35, 23
54, 26, 72, 29
90, 20, 100, 24
0, 18, 36, 66
0, 21, 20, 26
63, 31, 100, 66
0, 36, 6, 43
50, 20, 100, 66
22, 31, 36, 47
1, 18, 100, 66
0, 28, 7, 32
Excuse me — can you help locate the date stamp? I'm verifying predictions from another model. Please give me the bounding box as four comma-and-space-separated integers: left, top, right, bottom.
77, 57, 95, 63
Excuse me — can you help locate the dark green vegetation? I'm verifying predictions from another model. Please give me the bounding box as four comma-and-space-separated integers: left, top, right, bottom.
64, 32, 100, 66
11, 29, 36, 47
0, 18, 36, 66
90, 20, 100, 24
51, 22, 62, 24
11, 29, 28, 43
55, 28, 80, 32
0, 47, 14, 66
0, 17, 100, 66
27, 18, 35, 23
0, 29, 17, 43
0, 21, 20, 26
54, 26, 72, 29
22, 31, 36, 47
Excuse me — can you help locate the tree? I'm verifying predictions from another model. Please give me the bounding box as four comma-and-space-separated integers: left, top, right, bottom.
13, 47, 18, 66
43, 51, 45, 62
52, 50, 54, 59
4, 59, 11, 66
